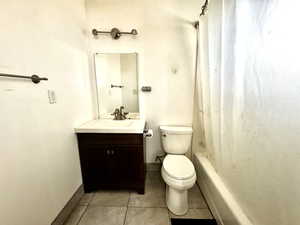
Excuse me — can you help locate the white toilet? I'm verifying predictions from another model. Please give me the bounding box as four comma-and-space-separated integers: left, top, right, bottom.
160, 125, 196, 215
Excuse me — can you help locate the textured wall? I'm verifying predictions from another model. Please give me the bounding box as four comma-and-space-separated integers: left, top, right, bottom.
86, 0, 201, 162
0, 0, 94, 224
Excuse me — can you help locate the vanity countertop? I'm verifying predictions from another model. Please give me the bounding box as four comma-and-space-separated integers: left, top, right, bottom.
75, 119, 146, 134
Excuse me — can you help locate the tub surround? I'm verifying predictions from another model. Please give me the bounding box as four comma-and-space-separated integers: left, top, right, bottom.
193, 152, 252, 225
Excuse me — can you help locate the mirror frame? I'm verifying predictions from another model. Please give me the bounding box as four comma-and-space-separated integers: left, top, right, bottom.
93, 52, 140, 119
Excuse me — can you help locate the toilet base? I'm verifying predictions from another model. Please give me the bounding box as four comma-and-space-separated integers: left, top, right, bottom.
166, 185, 188, 215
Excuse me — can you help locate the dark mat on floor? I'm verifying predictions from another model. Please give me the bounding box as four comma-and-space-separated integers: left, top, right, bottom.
171, 218, 217, 225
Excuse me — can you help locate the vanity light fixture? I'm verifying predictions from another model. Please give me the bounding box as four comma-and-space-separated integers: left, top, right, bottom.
92, 27, 138, 40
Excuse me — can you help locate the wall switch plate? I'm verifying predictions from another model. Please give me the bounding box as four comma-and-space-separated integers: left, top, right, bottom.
48, 90, 56, 104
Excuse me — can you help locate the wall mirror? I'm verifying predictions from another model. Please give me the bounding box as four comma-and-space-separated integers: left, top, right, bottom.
94, 53, 139, 118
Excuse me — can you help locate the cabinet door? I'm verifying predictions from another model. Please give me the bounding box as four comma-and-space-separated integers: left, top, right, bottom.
113, 146, 144, 181
79, 147, 111, 186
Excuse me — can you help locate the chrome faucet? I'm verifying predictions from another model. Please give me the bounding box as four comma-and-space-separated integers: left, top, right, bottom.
112, 106, 129, 120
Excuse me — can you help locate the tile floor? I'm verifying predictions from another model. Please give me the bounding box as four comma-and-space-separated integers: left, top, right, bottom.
64, 171, 213, 225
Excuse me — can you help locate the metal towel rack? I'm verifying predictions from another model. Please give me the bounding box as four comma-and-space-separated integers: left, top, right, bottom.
111, 84, 124, 88
0, 73, 48, 84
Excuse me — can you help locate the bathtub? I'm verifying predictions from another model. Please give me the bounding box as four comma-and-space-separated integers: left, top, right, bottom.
193, 152, 253, 225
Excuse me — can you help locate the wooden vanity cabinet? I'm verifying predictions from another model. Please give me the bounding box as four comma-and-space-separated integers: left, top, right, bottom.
76, 133, 146, 194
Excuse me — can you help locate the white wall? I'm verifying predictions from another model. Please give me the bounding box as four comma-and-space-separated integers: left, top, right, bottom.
0, 1, 94, 225
193, 1, 300, 225
86, 0, 200, 162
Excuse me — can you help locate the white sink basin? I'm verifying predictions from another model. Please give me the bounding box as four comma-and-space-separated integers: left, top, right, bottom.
93, 119, 134, 128
75, 119, 145, 134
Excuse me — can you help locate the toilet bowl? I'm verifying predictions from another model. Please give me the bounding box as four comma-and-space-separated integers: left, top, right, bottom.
159, 126, 196, 215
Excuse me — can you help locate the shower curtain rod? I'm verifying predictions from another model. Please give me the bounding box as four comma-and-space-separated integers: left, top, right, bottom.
200, 0, 209, 16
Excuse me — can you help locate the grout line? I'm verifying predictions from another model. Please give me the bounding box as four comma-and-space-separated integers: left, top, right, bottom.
196, 182, 214, 218
167, 209, 172, 225
85, 204, 129, 208
166, 208, 172, 225
75, 193, 94, 225
75, 205, 89, 225
127, 206, 167, 209
88, 193, 95, 205
123, 207, 129, 225
87, 192, 130, 208
61, 207, 76, 225
76, 173, 167, 224
122, 195, 131, 225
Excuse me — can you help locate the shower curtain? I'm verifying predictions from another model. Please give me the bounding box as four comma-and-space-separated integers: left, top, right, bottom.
193, 1, 300, 224
193, 0, 223, 169
193, 0, 280, 171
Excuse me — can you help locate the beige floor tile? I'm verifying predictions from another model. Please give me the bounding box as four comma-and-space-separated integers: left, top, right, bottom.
125, 207, 170, 225
146, 171, 164, 185
128, 177, 166, 207
146, 163, 162, 172
79, 193, 94, 206
64, 206, 87, 225
78, 206, 126, 225
130, 173, 207, 209
128, 190, 166, 208
188, 185, 208, 209
169, 208, 213, 219
90, 190, 130, 206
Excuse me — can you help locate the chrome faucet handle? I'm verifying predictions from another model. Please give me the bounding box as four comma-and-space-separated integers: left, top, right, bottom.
111, 108, 119, 115
122, 111, 129, 120
111, 106, 128, 120
119, 106, 126, 119
111, 108, 120, 120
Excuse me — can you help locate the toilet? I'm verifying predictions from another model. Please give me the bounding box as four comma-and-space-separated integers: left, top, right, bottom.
160, 126, 196, 215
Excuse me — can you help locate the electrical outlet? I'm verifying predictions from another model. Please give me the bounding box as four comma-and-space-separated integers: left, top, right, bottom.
48, 90, 56, 104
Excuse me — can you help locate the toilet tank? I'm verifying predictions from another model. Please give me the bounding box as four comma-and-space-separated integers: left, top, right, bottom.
159, 126, 193, 154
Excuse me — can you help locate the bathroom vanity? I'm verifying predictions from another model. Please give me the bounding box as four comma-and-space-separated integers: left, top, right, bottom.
75, 53, 148, 193
75, 119, 146, 194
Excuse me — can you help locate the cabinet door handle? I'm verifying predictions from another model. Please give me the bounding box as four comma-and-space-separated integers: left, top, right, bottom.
111, 150, 114, 155
107, 150, 110, 155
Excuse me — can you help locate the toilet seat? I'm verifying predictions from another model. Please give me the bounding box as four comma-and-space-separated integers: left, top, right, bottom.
163, 155, 195, 180
162, 167, 196, 191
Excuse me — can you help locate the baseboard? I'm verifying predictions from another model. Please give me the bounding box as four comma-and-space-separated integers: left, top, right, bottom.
51, 185, 84, 225
146, 163, 161, 171
193, 152, 253, 225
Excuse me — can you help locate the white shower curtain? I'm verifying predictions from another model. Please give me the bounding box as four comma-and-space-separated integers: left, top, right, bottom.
193, 1, 300, 224
194, 0, 282, 170
193, 0, 223, 169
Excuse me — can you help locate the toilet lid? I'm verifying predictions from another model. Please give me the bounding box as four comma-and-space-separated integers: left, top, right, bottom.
163, 155, 195, 180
